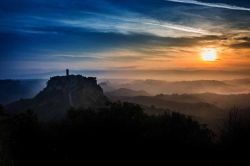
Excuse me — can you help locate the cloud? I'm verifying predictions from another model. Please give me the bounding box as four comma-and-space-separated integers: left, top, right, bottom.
60, 11, 219, 37
1, 9, 219, 38
227, 35, 250, 48
143, 21, 217, 35
231, 42, 250, 49
51, 54, 100, 61
165, 0, 250, 11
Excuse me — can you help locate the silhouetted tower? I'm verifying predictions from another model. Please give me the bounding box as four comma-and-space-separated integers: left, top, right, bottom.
66, 69, 69, 76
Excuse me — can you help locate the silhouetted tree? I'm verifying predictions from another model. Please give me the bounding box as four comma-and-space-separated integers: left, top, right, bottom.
0, 102, 219, 165
220, 108, 250, 165
0, 106, 12, 166
0, 105, 5, 116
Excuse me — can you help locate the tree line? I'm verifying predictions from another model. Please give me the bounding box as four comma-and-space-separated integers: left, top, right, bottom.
0, 103, 250, 165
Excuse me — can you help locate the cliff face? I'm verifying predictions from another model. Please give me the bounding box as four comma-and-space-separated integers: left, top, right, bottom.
6, 75, 108, 121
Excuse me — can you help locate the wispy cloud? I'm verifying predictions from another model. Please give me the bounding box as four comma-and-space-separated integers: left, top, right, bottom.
165, 0, 250, 11
143, 21, 218, 35
60, 12, 219, 37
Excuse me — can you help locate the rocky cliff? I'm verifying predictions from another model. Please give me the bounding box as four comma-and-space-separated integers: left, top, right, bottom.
6, 75, 108, 121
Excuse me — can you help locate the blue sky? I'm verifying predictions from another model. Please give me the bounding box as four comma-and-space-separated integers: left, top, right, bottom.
1, 0, 250, 79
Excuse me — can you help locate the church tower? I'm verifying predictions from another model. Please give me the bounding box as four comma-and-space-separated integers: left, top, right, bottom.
66, 69, 69, 76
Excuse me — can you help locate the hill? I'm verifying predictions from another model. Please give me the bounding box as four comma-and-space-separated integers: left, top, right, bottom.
154, 93, 250, 109
105, 88, 150, 97
102, 78, 250, 94
5, 75, 108, 121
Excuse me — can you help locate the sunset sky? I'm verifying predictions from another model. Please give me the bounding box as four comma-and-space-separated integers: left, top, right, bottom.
1, 0, 250, 79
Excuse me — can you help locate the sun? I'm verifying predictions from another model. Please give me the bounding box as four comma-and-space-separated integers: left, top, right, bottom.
201, 48, 217, 62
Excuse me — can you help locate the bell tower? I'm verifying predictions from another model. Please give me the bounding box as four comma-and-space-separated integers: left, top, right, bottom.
66, 69, 69, 76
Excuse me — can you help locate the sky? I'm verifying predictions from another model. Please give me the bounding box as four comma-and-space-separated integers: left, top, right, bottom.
1, 0, 250, 80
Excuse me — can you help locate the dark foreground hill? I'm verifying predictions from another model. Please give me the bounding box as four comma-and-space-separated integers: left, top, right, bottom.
107, 93, 250, 128
1, 103, 250, 166
5, 75, 108, 121
2, 74, 250, 165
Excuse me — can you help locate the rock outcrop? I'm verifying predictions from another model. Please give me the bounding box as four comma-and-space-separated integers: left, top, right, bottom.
6, 75, 108, 121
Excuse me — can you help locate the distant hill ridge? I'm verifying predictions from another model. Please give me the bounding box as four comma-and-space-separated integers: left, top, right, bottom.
105, 88, 150, 97
6, 75, 108, 121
